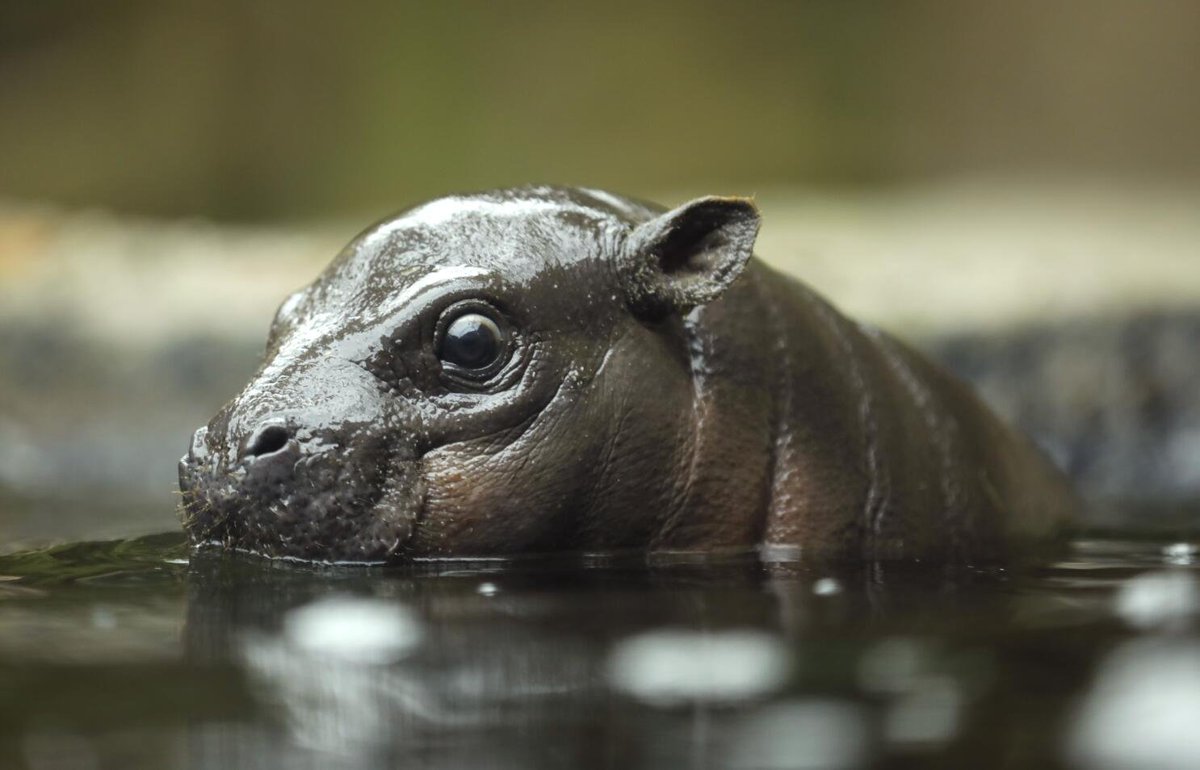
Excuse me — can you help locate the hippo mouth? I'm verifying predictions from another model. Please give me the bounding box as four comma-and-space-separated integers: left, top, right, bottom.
177, 425, 426, 563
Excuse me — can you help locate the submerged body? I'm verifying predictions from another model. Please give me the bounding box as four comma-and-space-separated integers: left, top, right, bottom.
178, 186, 1076, 563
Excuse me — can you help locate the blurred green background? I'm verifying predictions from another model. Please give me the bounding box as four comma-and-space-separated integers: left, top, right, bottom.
2, 0, 1198, 221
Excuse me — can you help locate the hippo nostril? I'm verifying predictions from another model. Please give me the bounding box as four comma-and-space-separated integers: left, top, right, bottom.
244, 424, 292, 459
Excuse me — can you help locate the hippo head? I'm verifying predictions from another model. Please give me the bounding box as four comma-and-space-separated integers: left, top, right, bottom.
178, 187, 760, 562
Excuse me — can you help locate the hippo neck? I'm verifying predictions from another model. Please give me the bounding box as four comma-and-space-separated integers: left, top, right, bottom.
649, 260, 784, 551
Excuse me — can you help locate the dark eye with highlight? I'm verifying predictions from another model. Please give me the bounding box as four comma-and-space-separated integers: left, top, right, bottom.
435, 302, 512, 383
441, 313, 503, 368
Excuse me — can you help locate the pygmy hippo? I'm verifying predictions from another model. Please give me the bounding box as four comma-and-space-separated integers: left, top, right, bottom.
178, 186, 1077, 563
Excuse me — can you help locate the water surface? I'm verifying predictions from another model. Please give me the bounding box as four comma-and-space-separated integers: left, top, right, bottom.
1, 521, 1198, 770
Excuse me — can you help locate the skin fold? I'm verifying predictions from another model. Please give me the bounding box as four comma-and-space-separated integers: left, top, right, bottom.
178, 186, 1078, 563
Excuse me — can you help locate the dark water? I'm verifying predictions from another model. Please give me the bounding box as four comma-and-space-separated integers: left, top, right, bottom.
1, 527, 1198, 770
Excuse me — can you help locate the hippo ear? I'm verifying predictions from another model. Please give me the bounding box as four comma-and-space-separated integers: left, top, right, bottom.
620, 196, 760, 319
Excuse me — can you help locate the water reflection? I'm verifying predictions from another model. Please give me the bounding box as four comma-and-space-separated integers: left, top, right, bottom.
1, 535, 1199, 769
1066, 553, 1200, 769
724, 700, 873, 770
1114, 569, 1199, 630
606, 630, 791, 706
1163, 542, 1199, 566
1067, 639, 1200, 770
175, 554, 1010, 769
243, 597, 423, 753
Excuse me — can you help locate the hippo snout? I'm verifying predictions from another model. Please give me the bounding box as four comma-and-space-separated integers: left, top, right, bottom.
178, 409, 425, 563
180, 417, 308, 503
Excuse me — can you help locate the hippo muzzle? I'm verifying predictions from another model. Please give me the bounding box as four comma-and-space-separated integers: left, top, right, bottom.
179, 358, 424, 562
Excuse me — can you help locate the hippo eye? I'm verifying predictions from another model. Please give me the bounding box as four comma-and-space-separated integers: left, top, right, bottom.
442, 313, 502, 367
435, 303, 512, 382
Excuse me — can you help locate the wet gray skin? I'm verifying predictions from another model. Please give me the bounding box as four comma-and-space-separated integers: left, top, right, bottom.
178, 186, 1079, 564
